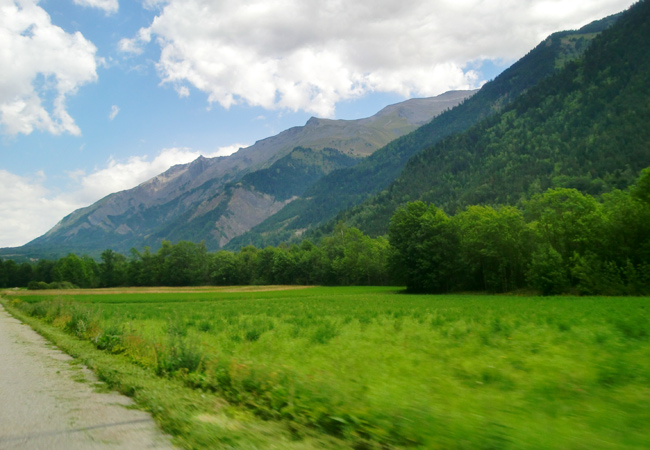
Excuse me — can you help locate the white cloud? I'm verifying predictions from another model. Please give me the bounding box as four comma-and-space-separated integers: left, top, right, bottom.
118, 27, 151, 54
0, 0, 98, 136
109, 105, 119, 120
0, 145, 249, 246
118, 37, 142, 54
124, 0, 633, 117
211, 143, 246, 157
176, 86, 190, 97
0, 170, 77, 248
72, 0, 118, 14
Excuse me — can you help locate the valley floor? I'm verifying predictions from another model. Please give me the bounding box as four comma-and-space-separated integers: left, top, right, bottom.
2, 287, 650, 449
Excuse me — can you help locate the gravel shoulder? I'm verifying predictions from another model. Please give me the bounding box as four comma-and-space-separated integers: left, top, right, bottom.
0, 303, 177, 450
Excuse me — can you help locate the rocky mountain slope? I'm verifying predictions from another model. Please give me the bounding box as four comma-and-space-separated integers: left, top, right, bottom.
7, 90, 474, 257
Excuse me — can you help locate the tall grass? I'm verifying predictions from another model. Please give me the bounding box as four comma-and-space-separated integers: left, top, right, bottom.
7, 287, 650, 449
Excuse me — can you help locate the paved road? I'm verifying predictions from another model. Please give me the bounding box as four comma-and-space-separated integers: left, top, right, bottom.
0, 304, 176, 450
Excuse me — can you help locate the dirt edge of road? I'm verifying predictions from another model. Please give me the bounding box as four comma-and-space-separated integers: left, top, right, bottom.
0, 301, 177, 450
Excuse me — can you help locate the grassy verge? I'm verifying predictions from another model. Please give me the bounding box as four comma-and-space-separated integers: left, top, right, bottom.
0, 296, 347, 450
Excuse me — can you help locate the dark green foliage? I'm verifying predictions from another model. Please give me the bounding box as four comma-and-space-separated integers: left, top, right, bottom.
631, 167, 650, 205
157, 325, 204, 375
6, 167, 650, 295
93, 323, 123, 353
52, 253, 99, 288
526, 246, 568, 296
336, 2, 650, 237
99, 249, 128, 287
388, 166, 650, 294
160, 240, 209, 286
239, 147, 358, 201
388, 202, 458, 293
454, 205, 530, 292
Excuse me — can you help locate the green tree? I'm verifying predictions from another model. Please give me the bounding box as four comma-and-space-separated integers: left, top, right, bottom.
159, 241, 209, 286
527, 245, 568, 295
0, 260, 17, 288
34, 259, 55, 283
99, 249, 128, 287
255, 246, 280, 285
389, 201, 458, 293
525, 188, 604, 289
272, 250, 297, 285
127, 247, 160, 286
210, 251, 239, 285
631, 166, 650, 205
454, 205, 530, 292
235, 246, 259, 285
53, 253, 96, 288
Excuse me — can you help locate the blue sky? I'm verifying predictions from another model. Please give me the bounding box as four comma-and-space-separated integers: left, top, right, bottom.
0, 0, 636, 248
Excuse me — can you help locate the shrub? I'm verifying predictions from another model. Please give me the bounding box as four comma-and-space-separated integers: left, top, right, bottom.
27, 281, 50, 290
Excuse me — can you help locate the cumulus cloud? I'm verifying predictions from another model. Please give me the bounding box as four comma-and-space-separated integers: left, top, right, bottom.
121, 0, 632, 117
0, 0, 98, 136
72, 0, 119, 14
0, 170, 76, 247
118, 27, 151, 55
109, 105, 119, 120
0, 145, 248, 246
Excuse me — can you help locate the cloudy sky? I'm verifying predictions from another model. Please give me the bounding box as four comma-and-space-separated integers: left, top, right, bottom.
0, 0, 636, 248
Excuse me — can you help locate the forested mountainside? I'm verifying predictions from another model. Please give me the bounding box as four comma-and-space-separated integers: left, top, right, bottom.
330, 0, 649, 237
227, 13, 621, 249
2, 91, 472, 259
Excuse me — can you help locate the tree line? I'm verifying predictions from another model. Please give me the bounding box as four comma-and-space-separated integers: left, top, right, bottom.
0, 226, 391, 289
1, 168, 648, 295
390, 168, 650, 295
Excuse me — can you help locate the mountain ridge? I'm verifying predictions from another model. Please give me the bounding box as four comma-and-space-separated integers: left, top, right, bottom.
5, 90, 475, 258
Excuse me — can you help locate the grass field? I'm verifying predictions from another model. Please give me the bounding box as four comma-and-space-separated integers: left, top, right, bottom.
2, 286, 650, 449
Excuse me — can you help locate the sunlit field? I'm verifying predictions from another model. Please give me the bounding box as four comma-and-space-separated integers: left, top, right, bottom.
4, 286, 650, 449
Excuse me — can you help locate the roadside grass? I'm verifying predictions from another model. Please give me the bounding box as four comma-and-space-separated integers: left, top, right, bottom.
0, 297, 348, 450
2, 287, 650, 449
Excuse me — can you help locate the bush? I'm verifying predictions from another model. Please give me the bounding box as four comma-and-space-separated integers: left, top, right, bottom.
27, 281, 50, 290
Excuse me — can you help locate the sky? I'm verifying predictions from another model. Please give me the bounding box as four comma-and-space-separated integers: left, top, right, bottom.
0, 0, 637, 248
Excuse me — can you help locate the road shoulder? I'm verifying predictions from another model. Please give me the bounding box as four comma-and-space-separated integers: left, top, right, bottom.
0, 303, 176, 450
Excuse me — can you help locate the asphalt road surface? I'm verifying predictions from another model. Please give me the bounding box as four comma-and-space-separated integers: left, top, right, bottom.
0, 304, 176, 450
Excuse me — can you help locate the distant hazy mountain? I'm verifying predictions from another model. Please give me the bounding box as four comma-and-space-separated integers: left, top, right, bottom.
226, 12, 622, 249
6, 90, 474, 258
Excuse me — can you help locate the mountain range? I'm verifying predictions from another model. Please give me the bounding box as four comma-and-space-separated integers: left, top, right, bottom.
4, 91, 475, 258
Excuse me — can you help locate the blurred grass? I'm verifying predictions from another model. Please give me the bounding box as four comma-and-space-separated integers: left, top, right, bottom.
3, 287, 650, 449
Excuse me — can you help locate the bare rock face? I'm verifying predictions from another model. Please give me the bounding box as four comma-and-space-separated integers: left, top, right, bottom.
213, 188, 296, 248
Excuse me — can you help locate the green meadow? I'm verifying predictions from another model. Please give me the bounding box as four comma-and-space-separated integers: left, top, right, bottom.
3, 287, 650, 449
